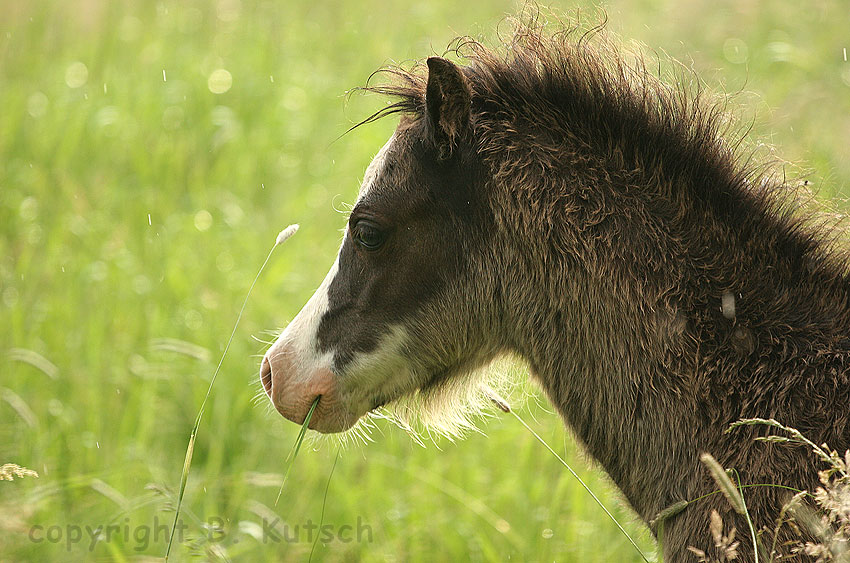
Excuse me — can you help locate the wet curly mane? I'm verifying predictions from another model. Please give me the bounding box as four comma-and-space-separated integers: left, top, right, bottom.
342, 11, 850, 451
336, 13, 850, 558
356, 13, 850, 280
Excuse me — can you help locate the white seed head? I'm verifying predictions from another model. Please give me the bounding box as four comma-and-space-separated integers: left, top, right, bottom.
480, 384, 512, 413
275, 224, 299, 246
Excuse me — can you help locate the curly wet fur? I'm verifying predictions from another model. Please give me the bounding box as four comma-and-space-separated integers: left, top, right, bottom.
354, 13, 850, 562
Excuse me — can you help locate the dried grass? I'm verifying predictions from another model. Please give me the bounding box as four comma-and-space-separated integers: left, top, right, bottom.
690, 419, 850, 562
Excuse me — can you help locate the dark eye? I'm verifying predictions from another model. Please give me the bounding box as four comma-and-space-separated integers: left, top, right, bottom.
352, 220, 385, 251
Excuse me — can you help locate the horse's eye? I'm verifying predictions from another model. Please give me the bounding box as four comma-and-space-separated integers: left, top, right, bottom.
353, 221, 385, 251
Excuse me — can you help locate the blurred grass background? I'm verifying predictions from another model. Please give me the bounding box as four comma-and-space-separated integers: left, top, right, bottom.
1, 0, 848, 561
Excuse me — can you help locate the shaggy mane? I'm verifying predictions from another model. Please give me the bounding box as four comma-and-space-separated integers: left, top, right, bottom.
355, 11, 850, 281
340, 10, 850, 442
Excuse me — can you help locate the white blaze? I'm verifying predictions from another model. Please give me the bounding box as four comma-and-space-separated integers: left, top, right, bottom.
270, 256, 338, 382
358, 133, 395, 201
269, 132, 397, 381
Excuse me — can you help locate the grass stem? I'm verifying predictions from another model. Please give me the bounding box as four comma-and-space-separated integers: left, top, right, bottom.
165, 226, 298, 560
309, 446, 342, 562
275, 396, 321, 506
509, 409, 650, 562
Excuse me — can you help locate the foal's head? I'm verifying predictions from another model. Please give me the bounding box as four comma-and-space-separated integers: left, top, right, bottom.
260, 58, 502, 433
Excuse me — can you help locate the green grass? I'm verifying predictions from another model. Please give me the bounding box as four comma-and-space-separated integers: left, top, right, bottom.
1, 0, 849, 560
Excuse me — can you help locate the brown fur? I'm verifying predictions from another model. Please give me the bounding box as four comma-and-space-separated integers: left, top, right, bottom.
353, 17, 850, 561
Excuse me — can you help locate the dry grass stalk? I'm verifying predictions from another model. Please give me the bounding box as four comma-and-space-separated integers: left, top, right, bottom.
688, 509, 741, 562
697, 419, 850, 562
0, 464, 38, 481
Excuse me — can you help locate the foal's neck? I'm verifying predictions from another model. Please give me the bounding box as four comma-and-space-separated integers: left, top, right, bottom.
504, 245, 699, 520
496, 163, 848, 520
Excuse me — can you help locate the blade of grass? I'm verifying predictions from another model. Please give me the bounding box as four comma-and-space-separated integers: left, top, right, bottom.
275, 396, 320, 506
732, 468, 760, 563
165, 225, 299, 560
480, 386, 649, 563
510, 409, 650, 562
309, 446, 342, 563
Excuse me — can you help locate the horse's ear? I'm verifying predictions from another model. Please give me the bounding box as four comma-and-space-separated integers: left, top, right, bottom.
425, 57, 471, 159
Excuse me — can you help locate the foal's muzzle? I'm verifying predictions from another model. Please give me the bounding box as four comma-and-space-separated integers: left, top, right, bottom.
260, 343, 354, 433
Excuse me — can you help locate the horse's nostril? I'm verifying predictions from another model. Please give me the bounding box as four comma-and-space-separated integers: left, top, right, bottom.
260, 356, 273, 398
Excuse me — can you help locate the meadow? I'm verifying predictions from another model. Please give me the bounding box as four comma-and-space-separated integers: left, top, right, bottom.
1, 0, 849, 561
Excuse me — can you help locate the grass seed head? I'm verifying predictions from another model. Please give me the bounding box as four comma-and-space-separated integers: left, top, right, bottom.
276, 224, 300, 246
0, 464, 39, 481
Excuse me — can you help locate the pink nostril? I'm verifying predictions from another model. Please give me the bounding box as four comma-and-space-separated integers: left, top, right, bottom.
260, 356, 273, 398
258, 346, 349, 431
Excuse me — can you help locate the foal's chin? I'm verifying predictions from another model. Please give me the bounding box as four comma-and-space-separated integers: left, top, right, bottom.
273, 399, 362, 434
306, 414, 361, 434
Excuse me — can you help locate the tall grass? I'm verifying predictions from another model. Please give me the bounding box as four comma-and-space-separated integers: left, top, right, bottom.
165, 225, 298, 559
689, 421, 850, 562
1, 0, 849, 560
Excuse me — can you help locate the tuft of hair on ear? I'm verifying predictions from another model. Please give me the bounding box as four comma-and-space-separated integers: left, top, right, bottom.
425, 56, 472, 160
